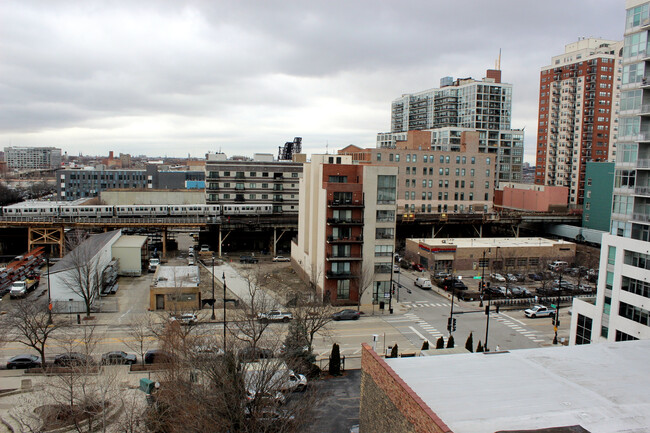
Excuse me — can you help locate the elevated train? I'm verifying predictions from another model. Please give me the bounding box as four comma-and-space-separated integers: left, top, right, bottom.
1, 203, 273, 218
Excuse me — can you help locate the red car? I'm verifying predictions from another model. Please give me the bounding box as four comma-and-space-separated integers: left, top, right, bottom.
412, 264, 425, 272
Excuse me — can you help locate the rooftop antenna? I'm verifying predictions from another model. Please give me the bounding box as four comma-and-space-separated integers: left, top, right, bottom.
326, 141, 329, 154
498, 48, 501, 70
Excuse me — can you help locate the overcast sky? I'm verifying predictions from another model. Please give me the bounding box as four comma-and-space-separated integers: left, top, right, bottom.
0, 1, 624, 163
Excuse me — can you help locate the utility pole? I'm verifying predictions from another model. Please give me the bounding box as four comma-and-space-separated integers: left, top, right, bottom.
447, 267, 455, 337
223, 272, 227, 349
46, 254, 53, 325
553, 273, 562, 344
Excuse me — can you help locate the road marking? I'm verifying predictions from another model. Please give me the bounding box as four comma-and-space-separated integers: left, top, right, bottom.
500, 312, 527, 326
415, 301, 428, 303
533, 339, 546, 342
408, 326, 429, 342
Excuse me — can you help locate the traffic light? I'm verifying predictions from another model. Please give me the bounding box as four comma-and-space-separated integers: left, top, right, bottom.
447, 317, 452, 331
485, 305, 490, 315
452, 318, 457, 332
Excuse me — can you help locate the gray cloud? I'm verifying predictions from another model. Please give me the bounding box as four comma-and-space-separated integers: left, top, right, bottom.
0, 1, 624, 161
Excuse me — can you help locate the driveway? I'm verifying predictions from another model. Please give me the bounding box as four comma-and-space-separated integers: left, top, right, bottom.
308, 370, 360, 433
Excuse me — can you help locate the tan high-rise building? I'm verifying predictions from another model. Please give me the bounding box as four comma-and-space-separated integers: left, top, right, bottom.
291, 155, 398, 306
535, 38, 623, 205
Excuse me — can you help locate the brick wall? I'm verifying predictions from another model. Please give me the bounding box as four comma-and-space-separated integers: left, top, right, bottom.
359, 344, 452, 433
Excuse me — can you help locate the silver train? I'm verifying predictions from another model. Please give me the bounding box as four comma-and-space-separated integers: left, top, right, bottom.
1, 204, 273, 218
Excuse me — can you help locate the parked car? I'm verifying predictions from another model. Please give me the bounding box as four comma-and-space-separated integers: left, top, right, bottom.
524, 305, 556, 318
258, 310, 293, 323
7, 354, 41, 369
414, 277, 432, 289
54, 352, 93, 367
272, 256, 290, 262
144, 350, 173, 364
433, 271, 450, 280
506, 274, 518, 282
578, 284, 593, 293
239, 347, 274, 360
549, 261, 568, 271
200, 244, 210, 252
528, 273, 542, 281
332, 309, 361, 321
240, 255, 259, 264
393, 265, 400, 273
101, 351, 137, 365
514, 273, 526, 282
491, 273, 506, 282
508, 286, 532, 297
485, 286, 504, 297
171, 313, 198, 325
412, 263, 425, 272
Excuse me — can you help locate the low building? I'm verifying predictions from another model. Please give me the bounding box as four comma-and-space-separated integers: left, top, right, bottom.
404, 237, 576, 273
149, 266, 201, 311
111, 235, 148, 276
49, 230, 122, 313
359, 340, 650, 433
493, 182, 568, 212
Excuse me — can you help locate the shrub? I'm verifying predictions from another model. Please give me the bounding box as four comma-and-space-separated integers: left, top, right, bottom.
390, 344, 398, 358
329, 343, 341, 376
436, 337, 444, 349
476, 341, 484, 352
465, 332, 474, 353
446, 335, 455, 348
421, 340, 429, 351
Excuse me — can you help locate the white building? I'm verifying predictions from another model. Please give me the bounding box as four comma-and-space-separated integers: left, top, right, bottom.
570, 0, 650, 344
49, 230, 121, 313
291, 155, 398, 306
4, 146, 62, 170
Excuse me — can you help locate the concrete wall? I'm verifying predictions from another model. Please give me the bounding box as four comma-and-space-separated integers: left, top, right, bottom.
499, 184, 568, 212
359, 344, 451, 433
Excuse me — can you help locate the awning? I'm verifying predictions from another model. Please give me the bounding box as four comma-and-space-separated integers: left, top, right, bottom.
433, 252, 455, 261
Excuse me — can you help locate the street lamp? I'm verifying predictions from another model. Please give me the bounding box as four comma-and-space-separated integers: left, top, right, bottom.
211, 257, 216, 320
553, 273, 562, 344
46, 253, 53, 325
222, 272, 227, 350
483, 248, 492, 351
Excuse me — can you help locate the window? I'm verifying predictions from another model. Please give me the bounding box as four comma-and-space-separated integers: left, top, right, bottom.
423, 155, 428, 163
616, 330, 639, 341
622, 276, 650, 299
471, 157, 475, 164
406, 167, 411, 175
406, 154, 411, 163
374, 263, 392, 274
375, 245, 393, 257
337, 280, 350, 300
376, 227, 394, 239
608, 246, 616, 265
412, 154, 417, 163
377, 175, 397, 204
395, 154, 400, 162
377, 153, 382, 162
328, 176, 348, 183
376, 210, 395, 222
624, 250, 650, 270
406, 179, 410, 187
292, 173, 299, 178
575, 314, 593, 345
249, 172, 256, 177
619, 301, 650, 327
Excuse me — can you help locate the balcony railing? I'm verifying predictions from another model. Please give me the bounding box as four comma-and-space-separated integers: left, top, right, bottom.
633, 213, 650, 223
327, 236, 363, 243
325, 271, 358, 279
634, 186, 650, 195
327, 218, 364, 225
328, 200, 364, 208
326, 253, 363, 261
637, 159, 650, 168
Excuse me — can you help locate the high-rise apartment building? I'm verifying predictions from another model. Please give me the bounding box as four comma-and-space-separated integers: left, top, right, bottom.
570, 1, 650, 345
384, 70, 523, 184
205, 153, 302, 213
535, 38, 622, 205
291, 155, 398, 305
4, 146, 62, 170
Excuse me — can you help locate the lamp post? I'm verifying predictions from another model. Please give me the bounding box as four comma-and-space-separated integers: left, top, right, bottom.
211, 257, 216, 320
553, 273, 562, 344
46, 253, 53, 325
222, 272, 227, 349
447, 267, 455, 338
483, 248, 492, 351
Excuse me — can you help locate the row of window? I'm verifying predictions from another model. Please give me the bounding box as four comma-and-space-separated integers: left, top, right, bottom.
215, 194, 296, 200
403, 204, 490, 213
404, 191, 489, 201
619, 301, 650, 328
209, 182, 298, 189
377, 154, 489, 165
207, 171, 300, 178
621, 276, 650, 299
405, 179, 489, 189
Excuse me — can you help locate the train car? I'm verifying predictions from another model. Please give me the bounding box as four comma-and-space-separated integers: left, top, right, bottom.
115, 205, 169, 217
222, 204, 273, 215
61, 205, 114, 218
2, 204, 60, 217
169, 205, 219, 216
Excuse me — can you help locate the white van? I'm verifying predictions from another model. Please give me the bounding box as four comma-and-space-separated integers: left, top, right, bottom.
549, 261, 568, 271
414, 277, 432, 289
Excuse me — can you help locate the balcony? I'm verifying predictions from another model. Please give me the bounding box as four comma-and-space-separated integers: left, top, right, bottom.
633, 213, 650, 223
634, 186, 650, 195
327, 218, 364, 225
328, 199, 364, 208
641, 104, 650, 116
326, 271, 358, 279
637, 159, 650, 168
327, 236, 363, 243
273, 196, 284, 202
326, 253, 363, 261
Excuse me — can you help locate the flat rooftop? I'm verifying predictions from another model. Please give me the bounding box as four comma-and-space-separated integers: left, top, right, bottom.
112, 235, 147, 248
153, 266, 199, 288
385, 340, 650, 433
4, 198, 89, 208
410, 237, 574, 249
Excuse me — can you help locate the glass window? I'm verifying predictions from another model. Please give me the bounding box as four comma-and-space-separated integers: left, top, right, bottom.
376, 210, 395, 222
377, 175, 396, 204
337, 280, 350, 299
575, 314, 593, 345
608, 246, 616, 265
374, 245, 393, 257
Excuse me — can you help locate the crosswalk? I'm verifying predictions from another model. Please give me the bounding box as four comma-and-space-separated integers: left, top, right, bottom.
401, 301, 451, 308
492, 314, 547, 343
386, 312, 444, 340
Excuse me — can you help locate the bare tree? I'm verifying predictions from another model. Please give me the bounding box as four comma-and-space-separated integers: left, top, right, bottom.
356, 262, 375, 311
290, 297, 334, 353
2, 300, 63, 365
58, 241, 104, 317
121, 315, 156, 366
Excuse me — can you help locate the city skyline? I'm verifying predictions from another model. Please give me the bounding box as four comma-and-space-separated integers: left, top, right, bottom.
1, 1, 623, 162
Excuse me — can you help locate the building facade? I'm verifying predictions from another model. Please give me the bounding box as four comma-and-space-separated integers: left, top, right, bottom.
291, 155, 398, 305
582, 161, 615, 231
493, 182, 569, 213
384, 70, 523, 185
341, 130, 494, 215
4, 146, 62, 170
535, 38, 622, 205
570, 0, 650, 345
205, 153, 302, 213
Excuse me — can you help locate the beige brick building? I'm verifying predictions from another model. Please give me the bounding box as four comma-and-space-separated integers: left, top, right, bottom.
339, 130, 494, 215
